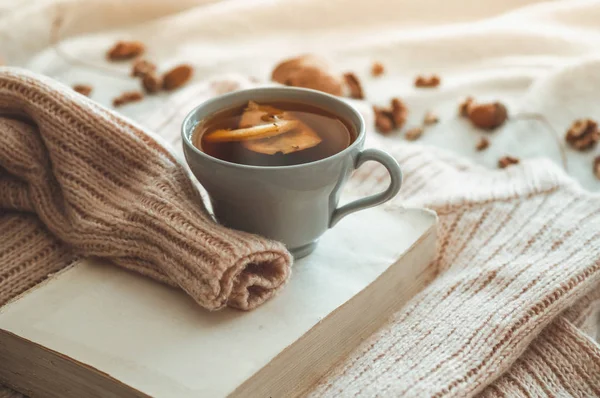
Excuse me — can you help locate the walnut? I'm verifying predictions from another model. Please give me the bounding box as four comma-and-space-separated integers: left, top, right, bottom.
565, 119, 599, 151
467, 102, 508, 130
344, 72, 364, 99
371, 62, 385, 77
163, 64, 193, 91
113, 91, 144, 107
498, 155, 519, 169
594, 156, 600, 180
131, 59, 156, 77
142, 72, 163, 93
459, 97, 474, 117
272, 55, 343, 96
107, 41, 145, 61
423, 111, 439, 125
476, 137, 489, 151
72, 84, 92, 97
373, 106, 394, 134
391, 98, 407, 129
415, 74, 441, 88
405, 127, 423, 141
373, 98, 408, 134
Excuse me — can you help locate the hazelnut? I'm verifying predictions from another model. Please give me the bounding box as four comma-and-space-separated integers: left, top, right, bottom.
468, 102, 508, 130
107, 41, 145, 61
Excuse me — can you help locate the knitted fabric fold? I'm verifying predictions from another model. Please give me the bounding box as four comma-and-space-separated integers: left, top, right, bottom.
0, 68, 292, 311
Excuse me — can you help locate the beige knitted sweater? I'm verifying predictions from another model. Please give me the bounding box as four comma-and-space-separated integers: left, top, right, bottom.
1, 70, 600, 397
0, 68, 292, 312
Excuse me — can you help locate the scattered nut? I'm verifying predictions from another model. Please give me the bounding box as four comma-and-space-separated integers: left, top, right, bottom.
112, 91, 144, 107
142, 72, 163, 93
405, 127, 423, 141
287, 68, 342, 96
459, 97, 474, 117
373, 106, 394, 134
344, 72, 364, 99
72, 84, 92, 97
131, 59, 156, 77
415, 74, 441, 88
594, 156, 600, 180
281, 67, 343, 96
372, 98, 408, 134
107, 41, 145, 61
371, 62, 385, 77
162, 64, 193, 91
391, 98, 408, 129
467, 102, 508, 130
498, 155, 520, 169
423, 111, 439, 125
272, 55, 343, 96
476, 137, 489, 151
565, 119, 599, 151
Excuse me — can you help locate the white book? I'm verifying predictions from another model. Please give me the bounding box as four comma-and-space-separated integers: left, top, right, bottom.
0, 206, 437, 398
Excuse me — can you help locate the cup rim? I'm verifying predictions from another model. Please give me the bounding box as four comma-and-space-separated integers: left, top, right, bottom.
180, 86, 366, 171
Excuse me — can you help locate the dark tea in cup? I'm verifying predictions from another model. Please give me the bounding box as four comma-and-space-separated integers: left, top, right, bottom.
192, 101, 355, 166
182, 87, 402, 257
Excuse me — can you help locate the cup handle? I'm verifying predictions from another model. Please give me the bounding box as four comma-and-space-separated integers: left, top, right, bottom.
330, 148, 403, 228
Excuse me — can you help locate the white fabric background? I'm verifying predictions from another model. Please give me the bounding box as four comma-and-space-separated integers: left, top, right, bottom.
2, 0, 600, 192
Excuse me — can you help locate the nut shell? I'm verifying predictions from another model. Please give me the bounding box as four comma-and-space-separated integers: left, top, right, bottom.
163, 65, 193, 91
272, 55, 343, 96
468, 102, 508, 130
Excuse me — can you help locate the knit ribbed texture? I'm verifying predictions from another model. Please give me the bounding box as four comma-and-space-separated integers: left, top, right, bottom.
310, 144, 600, 397
0, 68, 292, 311
0, 213, 75, 308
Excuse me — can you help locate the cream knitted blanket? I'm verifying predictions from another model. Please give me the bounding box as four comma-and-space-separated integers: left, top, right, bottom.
309, 144, 600, 396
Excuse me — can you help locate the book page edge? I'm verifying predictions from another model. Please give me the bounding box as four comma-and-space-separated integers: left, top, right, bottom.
231, 210, 437, 397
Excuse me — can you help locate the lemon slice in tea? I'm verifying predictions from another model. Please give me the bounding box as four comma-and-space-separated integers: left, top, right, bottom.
242, 122, 322, 155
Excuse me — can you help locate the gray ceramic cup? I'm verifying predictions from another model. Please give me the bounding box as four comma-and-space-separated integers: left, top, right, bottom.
181, 87, 402, 258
